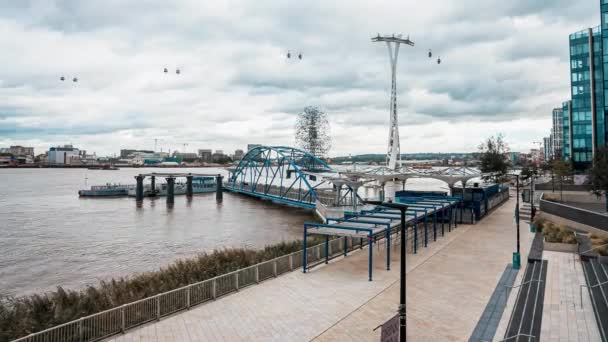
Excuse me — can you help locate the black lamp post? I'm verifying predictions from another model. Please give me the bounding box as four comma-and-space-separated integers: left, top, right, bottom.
366, 200, 409, 342
509, 174, 521, 269
530, 171, 536, 220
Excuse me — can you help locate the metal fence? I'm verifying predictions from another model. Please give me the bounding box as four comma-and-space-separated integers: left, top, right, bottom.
12, 245, 312, 342
14, 211, 452, 342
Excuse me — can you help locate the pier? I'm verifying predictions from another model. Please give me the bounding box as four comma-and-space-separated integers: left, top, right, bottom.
134, 172, 223, 204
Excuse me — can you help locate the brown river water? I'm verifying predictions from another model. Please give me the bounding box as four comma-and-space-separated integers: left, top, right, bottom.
0, 167, 313, 296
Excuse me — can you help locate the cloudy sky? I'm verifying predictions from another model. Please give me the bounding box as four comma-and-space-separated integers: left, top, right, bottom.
0, 1, 599, 157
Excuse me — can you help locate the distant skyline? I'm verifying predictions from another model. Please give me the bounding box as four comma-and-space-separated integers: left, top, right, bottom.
0, 1, 599, 156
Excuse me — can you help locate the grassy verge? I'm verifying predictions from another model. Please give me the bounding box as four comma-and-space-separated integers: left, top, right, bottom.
590, 234, 608, 256
0, 238, 323, 341
533, 218, 576, 244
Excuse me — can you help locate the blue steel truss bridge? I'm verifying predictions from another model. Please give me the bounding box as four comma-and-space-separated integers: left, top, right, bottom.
225, 146, 348, 209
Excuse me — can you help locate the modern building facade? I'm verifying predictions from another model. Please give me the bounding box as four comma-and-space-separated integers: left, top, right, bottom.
48, 145, 80, 165
551, 107, 564, 159
544, 136, 553, 161
234, 149, 244, 160
8, 146, 34, 157
568, 27, 602, 168
198, 149, 212, 163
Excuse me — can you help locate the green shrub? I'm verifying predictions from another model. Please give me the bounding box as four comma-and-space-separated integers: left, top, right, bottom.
542, 223, 576, 244
0, 238, 325, 341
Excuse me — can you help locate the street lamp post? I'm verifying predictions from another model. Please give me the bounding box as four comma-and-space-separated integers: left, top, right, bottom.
530, 172, 536, 221
366, 200, 409, 341
511, 174, 521, 269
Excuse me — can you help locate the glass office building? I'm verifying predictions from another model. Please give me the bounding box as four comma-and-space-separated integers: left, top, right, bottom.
562, 100, 572, 161
552, 107, 564, 158
568, 27, 602, 168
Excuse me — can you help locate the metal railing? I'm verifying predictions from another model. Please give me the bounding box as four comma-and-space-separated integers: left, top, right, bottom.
482, 333, 536, 342
503, 280, 544, 304
580, 281, 608, 308
11, 242, 326, 342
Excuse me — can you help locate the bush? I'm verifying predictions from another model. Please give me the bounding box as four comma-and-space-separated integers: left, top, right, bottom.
533, 217, 546, 232
542, 223, 576, 244
590, 233, 608, 256
0, 238, 324, 341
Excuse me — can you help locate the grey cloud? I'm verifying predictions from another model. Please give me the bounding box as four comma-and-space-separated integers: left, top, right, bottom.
0, 0, 599, 155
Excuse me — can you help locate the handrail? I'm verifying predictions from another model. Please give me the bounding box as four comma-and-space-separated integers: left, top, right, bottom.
502, 279, 543, 305
580, 280, 608, 308
579, 242, 608, 256
504, 279, 543, 290
481, 333, 536, 342
12, 239, 341, 342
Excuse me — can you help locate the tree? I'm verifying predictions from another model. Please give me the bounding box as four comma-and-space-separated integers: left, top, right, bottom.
552, 158, 571, 201
295, 106, 331, 158
478, 134, 510, 183
589, 146, 608, 212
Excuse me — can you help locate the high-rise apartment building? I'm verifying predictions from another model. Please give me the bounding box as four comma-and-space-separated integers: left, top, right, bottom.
568, 27, 602, 168
561, 2, 608, 169
544, 136, 553, 161
552, 107, 564, 158
198, 149, 212, 163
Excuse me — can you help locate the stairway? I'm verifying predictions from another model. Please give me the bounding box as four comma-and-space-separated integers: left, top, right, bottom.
504, 260, 548, 342
518, 203, 532, 223
581, 256, 608, 341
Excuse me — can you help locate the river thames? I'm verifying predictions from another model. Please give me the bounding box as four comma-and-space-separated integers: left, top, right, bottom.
0, 167, 314, 296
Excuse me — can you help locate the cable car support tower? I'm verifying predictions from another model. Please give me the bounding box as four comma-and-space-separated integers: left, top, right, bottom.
372, 34, 414, 171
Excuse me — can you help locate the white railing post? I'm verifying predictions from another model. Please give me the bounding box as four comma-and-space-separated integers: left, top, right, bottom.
273, 260, 278, 277
328, 240, 332, 256
156, 296, 160, 321
235, 272, 240, 291
255, 265, 260, 283
78, 318, 83, 342
289, 254, 293, 271
186, 286, 191, 309
212, 279, 217, 299
121, 305, 126, 333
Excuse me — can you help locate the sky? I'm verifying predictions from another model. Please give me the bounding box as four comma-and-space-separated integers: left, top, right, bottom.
0, 0, 600, 157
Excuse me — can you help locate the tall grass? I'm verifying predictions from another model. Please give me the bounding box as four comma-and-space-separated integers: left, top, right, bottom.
0, 239, 321, 341
590, 233, 608, 256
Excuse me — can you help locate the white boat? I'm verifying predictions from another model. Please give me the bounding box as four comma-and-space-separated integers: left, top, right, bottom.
78, 184, 135, 197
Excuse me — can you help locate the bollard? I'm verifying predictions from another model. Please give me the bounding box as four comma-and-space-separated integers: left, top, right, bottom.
216, 175, 223, 202
513, 252, 521, 269
166, 177, 175, 204
135, 175, 144, 202
150, 176, 156, 196
186, 175, 193, 197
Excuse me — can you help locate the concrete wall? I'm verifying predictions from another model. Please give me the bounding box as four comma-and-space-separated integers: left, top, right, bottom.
535, 183, 588, 192
539, 197, 608, 234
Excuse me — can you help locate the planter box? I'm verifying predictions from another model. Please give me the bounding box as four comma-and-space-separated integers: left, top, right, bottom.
543, 238, 578, 253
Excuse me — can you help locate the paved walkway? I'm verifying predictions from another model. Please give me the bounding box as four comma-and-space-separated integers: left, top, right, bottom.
108, 197, 530, 341
540, 251, 601, 342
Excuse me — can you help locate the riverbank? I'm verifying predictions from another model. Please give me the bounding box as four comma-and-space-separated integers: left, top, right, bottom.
1, 168, 314, 297
0, 164, 231, 169
0, 239, 323, 341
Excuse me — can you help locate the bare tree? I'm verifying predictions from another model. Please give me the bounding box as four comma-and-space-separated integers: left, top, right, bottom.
589, 146, 608, 212
295, 106, 331, 158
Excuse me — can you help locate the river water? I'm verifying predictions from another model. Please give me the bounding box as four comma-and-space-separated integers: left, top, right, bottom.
0, 168, 313, 296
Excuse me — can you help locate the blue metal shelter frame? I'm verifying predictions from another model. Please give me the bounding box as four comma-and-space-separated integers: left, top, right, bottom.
225, 146, 334, 208
302, 196, 463, 281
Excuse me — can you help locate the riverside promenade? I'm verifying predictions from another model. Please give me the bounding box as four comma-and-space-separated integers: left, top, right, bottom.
108, 197, 532, 341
